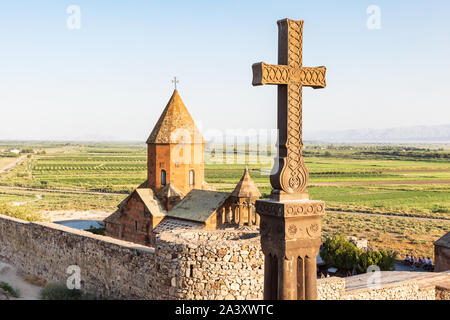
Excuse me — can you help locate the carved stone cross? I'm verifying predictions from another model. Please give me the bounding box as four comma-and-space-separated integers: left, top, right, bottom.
253, 18, 327, 300
252, 18, 326, 200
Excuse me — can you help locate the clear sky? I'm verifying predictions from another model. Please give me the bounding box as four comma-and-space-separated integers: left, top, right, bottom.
0, 0, 449, 141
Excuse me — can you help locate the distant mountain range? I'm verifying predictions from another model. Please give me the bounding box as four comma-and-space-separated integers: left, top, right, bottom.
2, 125, 449, 144
305, 124, 450, 143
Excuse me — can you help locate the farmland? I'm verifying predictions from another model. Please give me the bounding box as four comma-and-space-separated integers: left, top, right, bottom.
0, 141, 449, 257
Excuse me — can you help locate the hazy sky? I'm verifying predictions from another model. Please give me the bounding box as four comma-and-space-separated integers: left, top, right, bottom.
0, 1, 449, 141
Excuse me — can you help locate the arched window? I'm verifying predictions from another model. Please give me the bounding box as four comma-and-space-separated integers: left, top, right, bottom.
189, 170, 195, 186
161, 170, 166, 186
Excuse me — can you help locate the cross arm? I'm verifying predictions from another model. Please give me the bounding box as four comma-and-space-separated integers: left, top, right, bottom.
252, 62, 289, 86
252, 62, 326, 88
301, 67, 326, 89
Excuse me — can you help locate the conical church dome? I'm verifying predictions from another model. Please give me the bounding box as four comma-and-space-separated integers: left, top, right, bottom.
231, 167, 262, 198
147, 89, 204, 144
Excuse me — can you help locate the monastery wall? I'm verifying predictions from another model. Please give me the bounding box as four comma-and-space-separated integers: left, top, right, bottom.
341, 280, 435, 300
0, 214, 164, 299
0, 214, 448, 300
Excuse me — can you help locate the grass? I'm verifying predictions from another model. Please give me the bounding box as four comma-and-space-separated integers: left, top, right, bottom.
0, 156, 18, 169
0, 190, 124, 215
308, 185, 450, 219
0, 202, 42, 221
40, 283, 94, 300
322, 211, 450, 258
0, 281, 20, 298
22, 274, 47, 287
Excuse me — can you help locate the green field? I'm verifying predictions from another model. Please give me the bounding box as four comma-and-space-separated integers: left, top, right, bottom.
0, 141, 449, 257
322, 211, 447, 258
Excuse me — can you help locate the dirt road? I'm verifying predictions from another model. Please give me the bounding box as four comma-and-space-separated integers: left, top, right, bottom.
42, 210, 112, 222
0, 185, 126, 196
0, 155, 27, 174
0, 260, 42, 300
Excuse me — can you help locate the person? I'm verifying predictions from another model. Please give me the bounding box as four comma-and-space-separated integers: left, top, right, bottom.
326, 272, 330, 278
425, 257, 433, 271
320, 272, 325, 279
352, 268, 357, 276
346, 271, 351, 277
405, 255, 411, 263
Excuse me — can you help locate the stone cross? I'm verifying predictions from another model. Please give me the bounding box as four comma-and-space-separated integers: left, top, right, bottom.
252, 18, 326, 200
172, 76, 179, 90
253, 19, 327, 301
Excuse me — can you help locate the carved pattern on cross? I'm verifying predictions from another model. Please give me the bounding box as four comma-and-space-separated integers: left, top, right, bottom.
252, 19, 326, 196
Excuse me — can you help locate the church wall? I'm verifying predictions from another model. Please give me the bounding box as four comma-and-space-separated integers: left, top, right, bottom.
148, 143, 204, 195
105, 221, 120, 239
204, 211, 218, 230
204, 198, 234, 229
168, 143, 204, 195
148, 144, 171, 191
118, 193, 152, 246
435, 245, 450, 272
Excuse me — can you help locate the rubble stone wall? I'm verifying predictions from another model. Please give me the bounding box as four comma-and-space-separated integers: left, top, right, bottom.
157, 229, 264, 300
0, 215, 264, 300
342, 281, 435, 300
436, 286, 450, 300
0, 214, 163, 299
0, 214, 447, 300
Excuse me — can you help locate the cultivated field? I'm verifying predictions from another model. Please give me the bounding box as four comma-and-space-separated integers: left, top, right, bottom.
0, 141, 448, 258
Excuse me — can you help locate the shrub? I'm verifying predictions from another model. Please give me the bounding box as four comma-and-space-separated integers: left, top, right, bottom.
0, 202, 42, 221
320, 233, 360, 271
40, 284, 94, 300
321, 233, 397, 273
86, 226, 105, 235
0, 281, 20, 298
378, 249, 397, 271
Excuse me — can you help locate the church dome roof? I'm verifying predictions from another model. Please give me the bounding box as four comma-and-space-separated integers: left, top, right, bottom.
231, 167, 262, 199
156, 183, 185, 199
146, 89, 204, 144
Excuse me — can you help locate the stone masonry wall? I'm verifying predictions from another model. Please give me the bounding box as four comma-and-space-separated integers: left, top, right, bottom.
0, 214, 167, 299
436, 286, 450, 300
156, 229, 264, 300
0, 214, 265, 300
0, 214, 447, 300
343, 281, 435, 300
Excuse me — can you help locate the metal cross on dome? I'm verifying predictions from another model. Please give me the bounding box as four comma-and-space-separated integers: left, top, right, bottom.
172, 76, 179, 90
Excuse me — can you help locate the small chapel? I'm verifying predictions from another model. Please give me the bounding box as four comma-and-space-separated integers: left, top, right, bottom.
104, 89, 262, 246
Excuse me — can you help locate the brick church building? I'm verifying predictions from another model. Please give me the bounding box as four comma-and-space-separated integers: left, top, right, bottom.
104, 89, 261, 246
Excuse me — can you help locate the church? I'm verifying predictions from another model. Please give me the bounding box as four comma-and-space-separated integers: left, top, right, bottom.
104, 89, 261, 246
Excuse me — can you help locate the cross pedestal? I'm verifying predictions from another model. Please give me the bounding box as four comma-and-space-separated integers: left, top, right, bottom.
255, 199, 325, 299
252, 19, 327, 300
